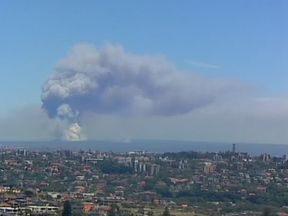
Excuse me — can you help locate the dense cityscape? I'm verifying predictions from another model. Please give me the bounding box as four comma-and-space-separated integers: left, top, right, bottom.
0, 144, 288, 215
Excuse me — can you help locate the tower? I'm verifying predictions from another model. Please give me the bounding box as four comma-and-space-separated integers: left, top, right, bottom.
232, 144, 236, 153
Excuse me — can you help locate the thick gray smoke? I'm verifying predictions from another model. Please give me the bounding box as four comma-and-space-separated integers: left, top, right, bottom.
41, 44, 245, 140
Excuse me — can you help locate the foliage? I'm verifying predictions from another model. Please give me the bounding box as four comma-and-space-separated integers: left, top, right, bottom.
261, 208, 276, 216
24, 190, 34, 197
175, 189, 242, 203
62, 200, 72, 216
108, 204, 122, 216
162, 207, 170, 216
97, 160, 133, 174
147, 210, 154, 216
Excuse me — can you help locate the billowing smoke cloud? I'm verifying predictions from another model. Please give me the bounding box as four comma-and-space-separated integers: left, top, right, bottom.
41, 43, 247, 140
55, 104, 84, 140
64, 122, 83, 141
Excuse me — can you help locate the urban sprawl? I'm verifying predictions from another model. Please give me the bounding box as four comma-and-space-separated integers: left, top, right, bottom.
0, 145, 288, 216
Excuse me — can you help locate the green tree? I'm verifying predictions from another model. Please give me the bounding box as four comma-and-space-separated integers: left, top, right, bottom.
108, 204, 122, 216
24, 190, 34, 197
162, 207, 170, 216
137, 206, 144, 215
262, 208, 275, 216
62, 200, 72, 216
147, 210, 154, 216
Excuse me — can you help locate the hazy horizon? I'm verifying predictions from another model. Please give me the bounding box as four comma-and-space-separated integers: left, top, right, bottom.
1, 140, 288, 156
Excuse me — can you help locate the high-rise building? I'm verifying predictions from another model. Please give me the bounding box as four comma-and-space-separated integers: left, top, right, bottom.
232, 144, 236, 153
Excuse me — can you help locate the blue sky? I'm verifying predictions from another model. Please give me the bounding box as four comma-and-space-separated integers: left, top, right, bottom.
1, 1, 288, 143
0, 0, 287, 114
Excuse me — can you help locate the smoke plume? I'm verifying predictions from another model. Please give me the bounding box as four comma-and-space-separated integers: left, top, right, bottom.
64, 122, 83, 141
41, 43, 246, 140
